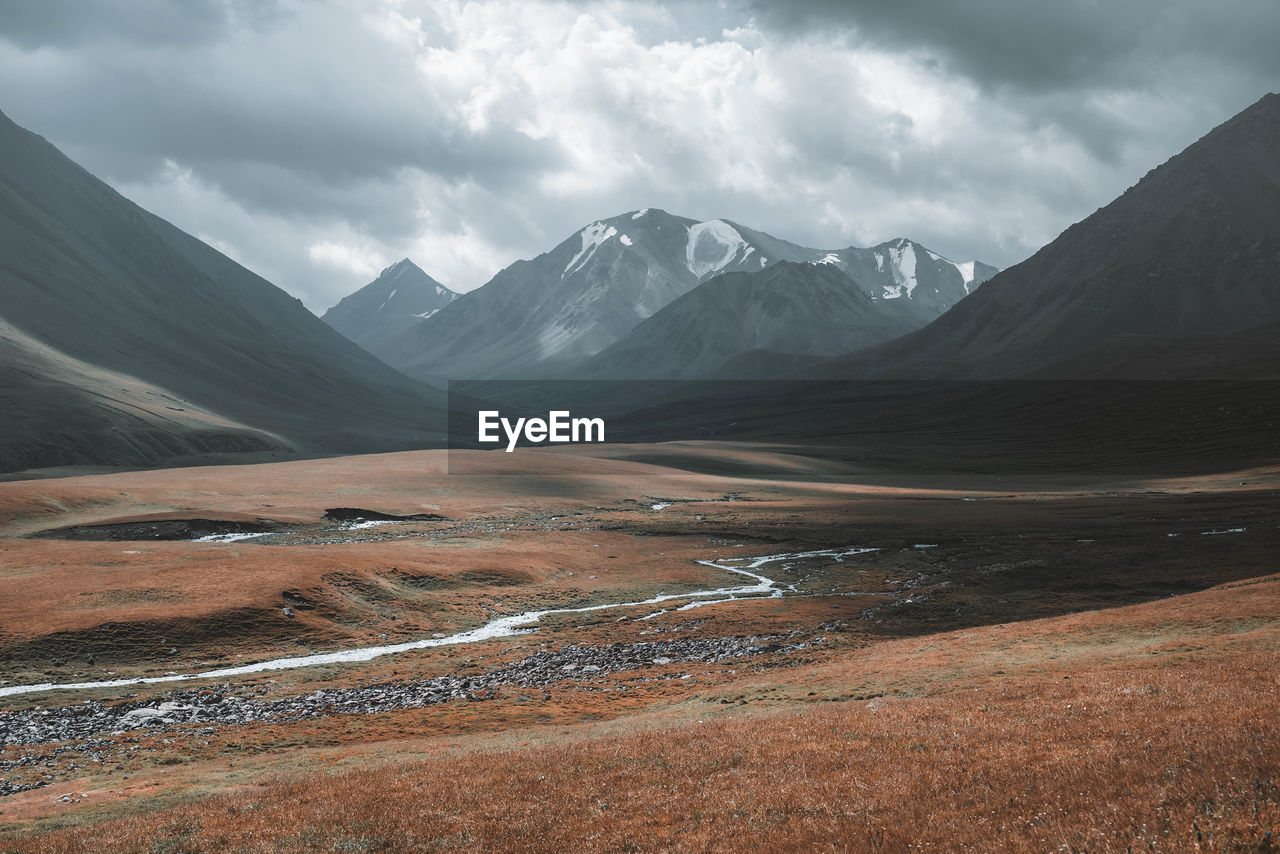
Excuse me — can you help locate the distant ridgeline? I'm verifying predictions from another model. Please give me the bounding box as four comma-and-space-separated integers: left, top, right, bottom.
369, 209, 996, 383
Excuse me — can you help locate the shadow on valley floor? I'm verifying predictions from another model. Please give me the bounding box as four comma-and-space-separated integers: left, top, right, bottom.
450, 380, 1280, 479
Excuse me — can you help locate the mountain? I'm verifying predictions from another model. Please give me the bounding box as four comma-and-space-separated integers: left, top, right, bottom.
802, 238, 998, 323
0, 316, 291, 472
321, 259, 458, 360
815, 93, 1280, 380
585, 261, 924, 379
0, 108, 442, 473
451, 97, 1280, 474
1030, 320, 1280, 380
379, 209, 995, 381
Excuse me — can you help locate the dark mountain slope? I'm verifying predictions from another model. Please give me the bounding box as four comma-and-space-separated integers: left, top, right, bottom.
816, 93, 1280, 379
1030, 320, 1280, 380
585, 261, 924, 379
0, 108, 441, 471
0, 316, 287, 472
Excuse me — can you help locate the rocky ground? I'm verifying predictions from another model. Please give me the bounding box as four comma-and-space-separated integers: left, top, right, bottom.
0, 633, 827, 798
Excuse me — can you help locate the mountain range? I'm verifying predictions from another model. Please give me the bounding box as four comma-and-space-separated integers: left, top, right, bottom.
2, 92, 1276, 474
373, 209, 994, 381
436, 93, 1280, 473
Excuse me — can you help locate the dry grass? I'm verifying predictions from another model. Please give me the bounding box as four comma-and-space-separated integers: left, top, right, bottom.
9, 630, 1277, 852
4, 454, 1278, 851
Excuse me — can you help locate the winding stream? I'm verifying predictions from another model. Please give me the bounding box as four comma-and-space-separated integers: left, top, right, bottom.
0, 547, 874, 701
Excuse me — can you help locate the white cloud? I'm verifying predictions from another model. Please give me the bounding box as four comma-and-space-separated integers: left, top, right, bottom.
307, 240, 387, 280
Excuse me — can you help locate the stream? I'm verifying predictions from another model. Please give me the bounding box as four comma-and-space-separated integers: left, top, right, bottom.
0, 546, 875, 701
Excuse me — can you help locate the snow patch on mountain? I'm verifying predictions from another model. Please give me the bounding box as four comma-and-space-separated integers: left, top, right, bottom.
632, 209, 649, 220
620, 234, 633, 246
686, 220, 748, 279
818, 253, 840, 265
882, 241, 919, 299
565, 223, 618, 277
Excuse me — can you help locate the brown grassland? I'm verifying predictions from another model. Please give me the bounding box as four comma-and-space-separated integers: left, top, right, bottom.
1, 447, 1277, 851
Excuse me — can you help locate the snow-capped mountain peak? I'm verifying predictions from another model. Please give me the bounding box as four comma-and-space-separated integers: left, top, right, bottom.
380, 209, 996, 380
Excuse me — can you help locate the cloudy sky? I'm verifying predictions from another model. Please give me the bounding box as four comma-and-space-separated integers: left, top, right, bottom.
1, 0, 1276, 312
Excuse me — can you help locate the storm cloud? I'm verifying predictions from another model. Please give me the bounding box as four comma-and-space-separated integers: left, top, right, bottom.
0, 0, 1274, 311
